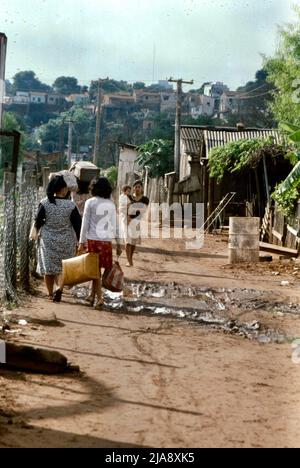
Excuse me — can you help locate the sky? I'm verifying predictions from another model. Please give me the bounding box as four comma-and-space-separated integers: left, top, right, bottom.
0, 0, 297, 91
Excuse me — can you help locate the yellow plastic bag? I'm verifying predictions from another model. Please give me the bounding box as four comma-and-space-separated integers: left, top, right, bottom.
62, 253, 100, 286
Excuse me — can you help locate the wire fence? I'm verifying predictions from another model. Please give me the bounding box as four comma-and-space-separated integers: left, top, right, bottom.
0, 135, 41, 306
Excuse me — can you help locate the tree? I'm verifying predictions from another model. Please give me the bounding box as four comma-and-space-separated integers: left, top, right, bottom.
103, 166, 118, 187
5, 80, 13, 95
53, 76, 81, 95
36, 107, 96, 154
236, 69, 276, 128
137, 139, 174, 178
12, 71, 51, 93
89, 79, 131, 99
133, 82, 146, 90
148, 113, 174, 141
264, 7, 300, 128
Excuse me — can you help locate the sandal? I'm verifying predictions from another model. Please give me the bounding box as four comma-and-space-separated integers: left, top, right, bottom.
84, 295, 95, 307
53, 289, 63, 303
94, 299, 104, 310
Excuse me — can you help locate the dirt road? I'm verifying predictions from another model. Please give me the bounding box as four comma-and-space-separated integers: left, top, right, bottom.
1, 235, 300, 448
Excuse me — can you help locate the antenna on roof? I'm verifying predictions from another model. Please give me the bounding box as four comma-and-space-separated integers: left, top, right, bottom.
152, 43, 156, 83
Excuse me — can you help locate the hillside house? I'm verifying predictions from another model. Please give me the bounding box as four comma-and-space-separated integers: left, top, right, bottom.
13, 91, 30, 105
66, 93, 89, 105
220, 91, 240, 120
30, 92, 47, 104
189, 94, 215, 118
160, 92, 177, 113
133, 90, 161, 111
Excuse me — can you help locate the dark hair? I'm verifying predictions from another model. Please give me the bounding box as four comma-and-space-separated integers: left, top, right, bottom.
133, 180, 143, 188
122, 185, 131, 193
90, 177, 112, 199
47, 175, 67, 204
77, 179, 91, 195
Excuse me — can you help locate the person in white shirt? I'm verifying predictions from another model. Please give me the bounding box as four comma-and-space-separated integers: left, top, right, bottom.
78, 177, 122, 309
119, 185, 133, 245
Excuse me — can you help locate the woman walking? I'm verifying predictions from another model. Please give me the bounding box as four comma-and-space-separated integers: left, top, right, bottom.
78, 177, 122, 309
35, 175, 82, 302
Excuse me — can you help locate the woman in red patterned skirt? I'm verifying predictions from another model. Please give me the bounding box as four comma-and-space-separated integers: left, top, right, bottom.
78, 177, 122, 309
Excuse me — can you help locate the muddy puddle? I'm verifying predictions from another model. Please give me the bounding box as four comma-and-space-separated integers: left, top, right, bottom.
72, 282, 300, 344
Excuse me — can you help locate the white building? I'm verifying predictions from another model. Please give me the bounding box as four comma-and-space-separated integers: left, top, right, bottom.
13, 91, 30, 104
30, 92, 47, 104
191, 95, 215, 118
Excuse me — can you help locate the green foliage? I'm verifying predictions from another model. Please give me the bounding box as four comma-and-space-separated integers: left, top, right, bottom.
264, 7, 300, 128
235, 69, 275, 128
271, 122, 300, 215
12, 70, 51, 93
208, 137, 283, 183
0, 113, 26, 179
53, 76, 81, 95
103, 166, 118, 187
133, 82, 146, 90
137, 139, 174, 178
273, 182, 300, 217
148, 113, 174, 141
36, 107, 96, 153
89, 79, 131, 98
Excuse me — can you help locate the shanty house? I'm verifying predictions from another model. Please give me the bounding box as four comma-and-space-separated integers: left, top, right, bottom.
178, 125, 289, 221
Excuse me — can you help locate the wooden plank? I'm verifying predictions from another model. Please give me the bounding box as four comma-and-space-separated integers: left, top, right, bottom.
260, 242, 298, 257
272, 229, 283, 242
287, 225, 298, 237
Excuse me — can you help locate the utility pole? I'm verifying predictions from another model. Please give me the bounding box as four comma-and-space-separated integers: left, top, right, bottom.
168, 77, 194, 179
0, 33, 7, 128
59, 118, 65, 169
93, 78, 108, 167
67, 120, 74, 167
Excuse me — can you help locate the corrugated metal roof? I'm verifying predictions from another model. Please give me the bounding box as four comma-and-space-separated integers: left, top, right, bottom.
180, 126, 282, 159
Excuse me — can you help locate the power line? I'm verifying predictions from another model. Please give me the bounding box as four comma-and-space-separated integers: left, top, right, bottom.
237, 90, 273, 100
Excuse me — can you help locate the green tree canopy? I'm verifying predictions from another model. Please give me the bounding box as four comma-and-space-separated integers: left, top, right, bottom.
36, 107, 96, 154
137, 139, 174, 178
236, 69, 276, 128
12, 71, 51, 93
89, 79, 131, 98
53, 76, 81, 95
133, 82, 146, 90
264, 7, 300, 128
